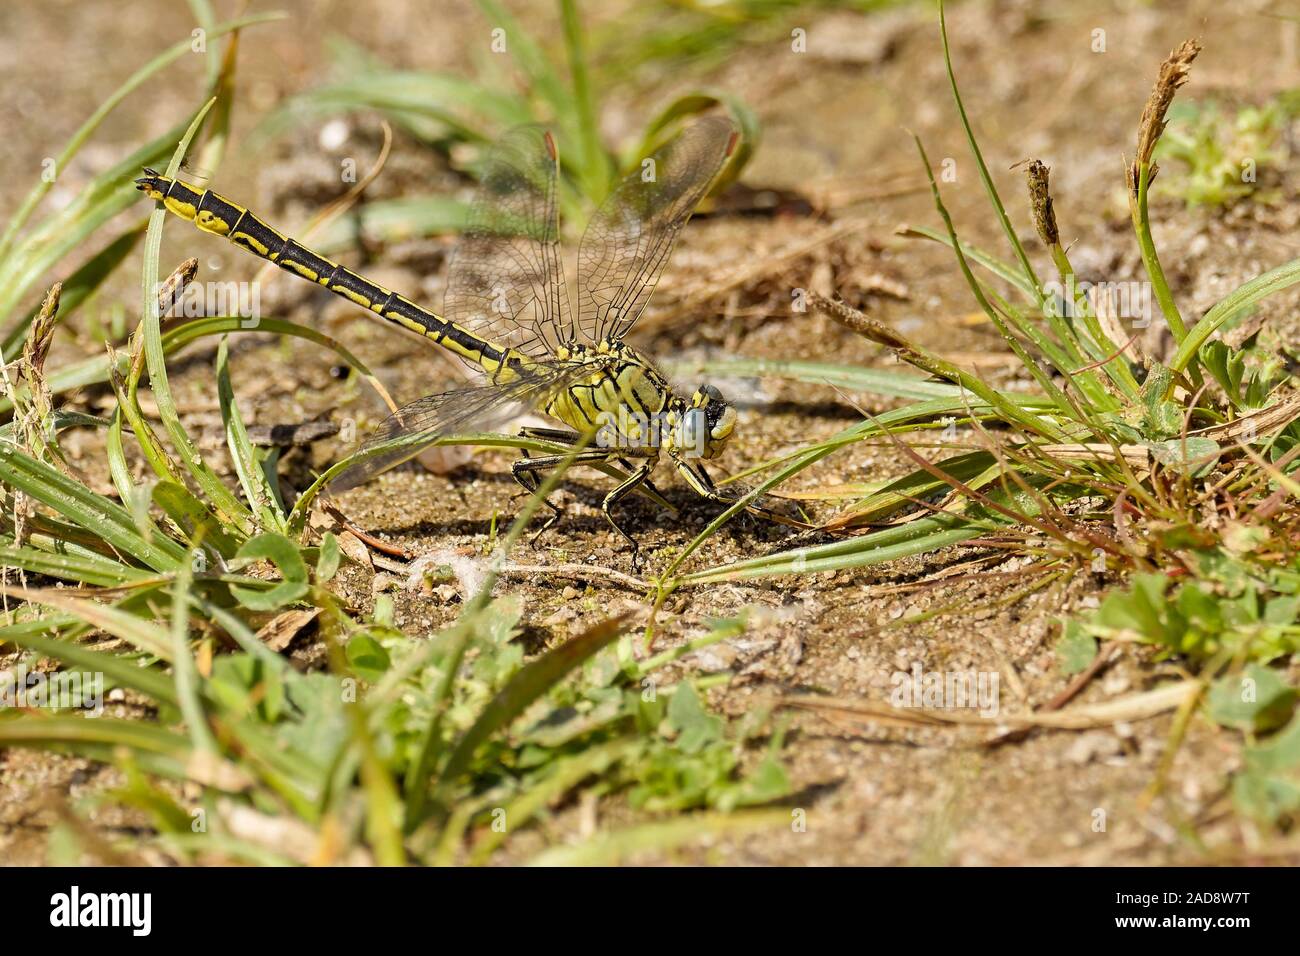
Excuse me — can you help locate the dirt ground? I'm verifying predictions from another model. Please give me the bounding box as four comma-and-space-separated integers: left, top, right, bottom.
4, 0, 1300, 865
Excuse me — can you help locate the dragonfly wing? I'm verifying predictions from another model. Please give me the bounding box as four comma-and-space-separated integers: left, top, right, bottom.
330, 359, 590, 491
443, 127, 576, 365
576, 116, 737, 345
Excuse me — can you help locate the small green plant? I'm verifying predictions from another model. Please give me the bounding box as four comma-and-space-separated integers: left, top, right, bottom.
1073, 550, 1300, 664
3, 566, 786, 864
1155, 98, 1295, 207
1204, 664, 1300, 829
1230, 711, 1300, 829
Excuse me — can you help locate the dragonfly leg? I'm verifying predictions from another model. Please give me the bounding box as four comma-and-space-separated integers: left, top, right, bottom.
510, 427, 579, 505
515, 427, 666, 509
519, 426, 580, 444
617, 456, 667, 504
674, 457, 804, 528
674, 458, 725, 501
511, 449, 615, 545
601, 460, 655, 569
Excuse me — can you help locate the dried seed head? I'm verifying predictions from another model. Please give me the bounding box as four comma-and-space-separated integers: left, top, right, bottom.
1129, 38, 1201, 195
808, 291, 912, 353
20, 282, 62, 384
1025, 160, 1058, 247
156, 257, 199, 317
9, 283, 63, 466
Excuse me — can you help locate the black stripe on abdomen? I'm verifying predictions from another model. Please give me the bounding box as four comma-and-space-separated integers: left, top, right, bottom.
229, 211, 287, 258
164, 180, 205, 209
279, 239, 336, 283
197, 190, 243, 227
325, 267, 386, 309
388, 295, 446, 334
444, 324, 504, 365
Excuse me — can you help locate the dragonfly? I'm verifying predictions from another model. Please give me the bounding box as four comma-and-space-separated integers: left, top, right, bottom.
136, 115, 761, 565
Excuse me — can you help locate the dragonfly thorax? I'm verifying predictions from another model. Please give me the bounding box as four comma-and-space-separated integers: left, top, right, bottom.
544, 341, 735, 461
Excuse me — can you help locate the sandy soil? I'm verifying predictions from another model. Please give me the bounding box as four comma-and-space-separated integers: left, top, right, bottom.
4, 0, 1300, 865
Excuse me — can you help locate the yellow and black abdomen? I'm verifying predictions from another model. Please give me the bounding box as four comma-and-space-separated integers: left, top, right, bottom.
135, 169, 516, 377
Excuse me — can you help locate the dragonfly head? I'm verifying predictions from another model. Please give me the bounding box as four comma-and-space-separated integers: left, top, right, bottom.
674, 384, 736, 460
135, 168, 168, 202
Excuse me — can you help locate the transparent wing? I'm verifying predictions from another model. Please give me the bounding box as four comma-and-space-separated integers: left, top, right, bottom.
576, 115, 737, 345
443, 126, 575, 365
330, 359, 590, 491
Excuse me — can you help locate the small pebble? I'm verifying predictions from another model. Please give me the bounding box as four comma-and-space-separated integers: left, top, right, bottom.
318, 119, 350, 151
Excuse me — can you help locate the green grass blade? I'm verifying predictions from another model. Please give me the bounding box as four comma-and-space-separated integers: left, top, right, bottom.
1132, 164, 1188, 344
911, 134, 1078, 426
662, 390, 1058, 578
1171, 255, 1300, 375
677, 470, 1060, 585
1, 585, 174, 661
0, 716, 192, 760
633, 91, 760, 194
193, 598, 290, 671
105, 400, 140, 513
3, 311, 391, 416
162, 316, 388, 384
0, 542, 154, 588
668, 357, 968, 402
192, 8, 242, 184
170, 544, 216, 753
830, 450, 998, 525
0, 223, 145, 361
680, 522, 986, 584
0, 443, 185, 571
110, 357, 189, 492
0, 623, 177, 706
216, 337, 286, 531
527, 809, 790, 866
560, 0, 609, 200
898, 224, 1035, 297
257, 72, 523, 148
0, 126, 182, 346
937, 0, 1042, 302
476, 0, 573, 122
186, 0, 219, 85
